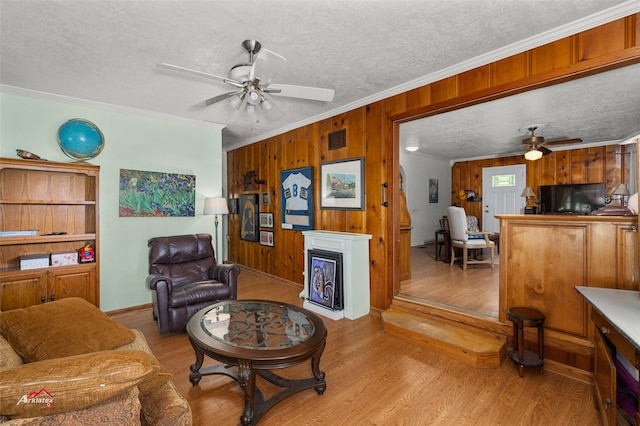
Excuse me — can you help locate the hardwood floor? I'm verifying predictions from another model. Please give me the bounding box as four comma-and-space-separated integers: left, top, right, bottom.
111, 268, 600, 426
400, 244, 499, 317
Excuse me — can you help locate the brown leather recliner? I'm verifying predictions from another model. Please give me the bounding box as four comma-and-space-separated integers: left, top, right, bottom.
146, 233, 240, 334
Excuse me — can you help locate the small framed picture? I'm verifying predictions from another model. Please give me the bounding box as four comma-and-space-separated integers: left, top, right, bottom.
261, 191, 271, 205
229, 198, 239, 214
429, 179, 438, 203
259, 212, 274, 228
260, 230, 274, 246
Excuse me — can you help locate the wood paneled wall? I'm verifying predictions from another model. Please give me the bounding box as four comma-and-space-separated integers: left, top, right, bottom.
227, 15, 640, 312
452, 144, 633, 225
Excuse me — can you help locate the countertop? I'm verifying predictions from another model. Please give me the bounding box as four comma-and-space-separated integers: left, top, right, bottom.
576, 286, 640, 350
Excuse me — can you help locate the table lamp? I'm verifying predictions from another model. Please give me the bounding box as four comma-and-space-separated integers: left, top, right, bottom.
204, 197, 229, 257
613, 183, 630, 206
520, 187, 536, 205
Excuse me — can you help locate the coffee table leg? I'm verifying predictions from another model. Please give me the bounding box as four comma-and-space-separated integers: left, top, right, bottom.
238, 359, 257, 426
188, 337, 205, 386
311, 339, 326, 394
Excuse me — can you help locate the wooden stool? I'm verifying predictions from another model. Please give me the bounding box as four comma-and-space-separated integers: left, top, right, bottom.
507, 307, 545, 378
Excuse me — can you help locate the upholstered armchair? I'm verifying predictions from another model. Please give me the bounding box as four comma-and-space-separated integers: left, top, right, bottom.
446, 206, 495, 270
146, 234, 240, 334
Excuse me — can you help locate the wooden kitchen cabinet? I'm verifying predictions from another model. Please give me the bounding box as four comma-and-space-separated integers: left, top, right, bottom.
594, 320, 617, 426
578, 287, 640, 426
0, 158, 100, 310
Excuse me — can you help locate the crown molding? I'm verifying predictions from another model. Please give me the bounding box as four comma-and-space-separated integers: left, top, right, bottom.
0, 84, 227, 130
228, 0, 640, 150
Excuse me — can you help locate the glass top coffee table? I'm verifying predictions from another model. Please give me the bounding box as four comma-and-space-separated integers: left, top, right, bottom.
186, 299, 327, 426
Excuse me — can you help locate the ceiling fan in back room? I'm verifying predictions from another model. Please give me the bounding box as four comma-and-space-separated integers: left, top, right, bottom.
520, 125, 583, 161
158, 40, 335, 123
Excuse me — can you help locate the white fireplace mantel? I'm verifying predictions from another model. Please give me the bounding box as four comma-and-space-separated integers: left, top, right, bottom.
302, 230, 372, 320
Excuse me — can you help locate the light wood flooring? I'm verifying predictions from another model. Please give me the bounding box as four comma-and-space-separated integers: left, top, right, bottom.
400, 244, 499, 317
111, 268, 600, 426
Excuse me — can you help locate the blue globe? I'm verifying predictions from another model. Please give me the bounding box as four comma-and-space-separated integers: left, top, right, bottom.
57, 119, 105, 160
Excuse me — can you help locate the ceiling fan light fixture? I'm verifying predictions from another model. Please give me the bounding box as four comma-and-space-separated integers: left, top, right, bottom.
525, 135, 545, 145
229, 93, 243, 109
161, 39, 334, 124
246, 88, 261, 106
260, 96, 273, 111
405, 137, 420, 152
524, 148, 543, 161
522, 125, 545, 147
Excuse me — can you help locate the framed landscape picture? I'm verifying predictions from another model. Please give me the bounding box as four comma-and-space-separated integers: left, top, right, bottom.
119, 168, 195, 217
320, 157, 364, 210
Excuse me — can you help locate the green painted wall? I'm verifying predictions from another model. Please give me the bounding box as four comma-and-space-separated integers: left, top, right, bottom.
0, 92, 225, 312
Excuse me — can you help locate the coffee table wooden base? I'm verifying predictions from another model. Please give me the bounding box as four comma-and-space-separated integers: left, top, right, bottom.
188, 332, 326, 426
187, 301, 328, 425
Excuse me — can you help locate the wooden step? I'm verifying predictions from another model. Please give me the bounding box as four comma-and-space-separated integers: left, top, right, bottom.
381, 308, 507, 369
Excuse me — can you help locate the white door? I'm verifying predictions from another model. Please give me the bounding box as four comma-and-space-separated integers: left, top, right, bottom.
482, 165, 526, 233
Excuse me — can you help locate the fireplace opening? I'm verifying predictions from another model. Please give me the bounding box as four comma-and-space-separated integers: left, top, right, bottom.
307, 249, 343, 311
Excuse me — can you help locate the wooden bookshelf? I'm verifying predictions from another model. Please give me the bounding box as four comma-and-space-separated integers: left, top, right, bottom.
0, 158, 100, 310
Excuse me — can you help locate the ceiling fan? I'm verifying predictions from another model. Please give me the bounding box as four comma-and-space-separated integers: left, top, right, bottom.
158, 40, 335, 122
521, 125, 583, 161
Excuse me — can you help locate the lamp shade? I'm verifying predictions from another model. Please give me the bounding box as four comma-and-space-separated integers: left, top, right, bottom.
524, 148, 543, 161
203, 197, 229, 215
405, 136, 420, 152
613, 183, 630, 196
520, 187, 536, 198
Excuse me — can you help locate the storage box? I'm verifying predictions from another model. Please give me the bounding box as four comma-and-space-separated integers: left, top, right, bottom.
51, 251, 79, 267
20, 254, 49, 270
0, 230, 37, 237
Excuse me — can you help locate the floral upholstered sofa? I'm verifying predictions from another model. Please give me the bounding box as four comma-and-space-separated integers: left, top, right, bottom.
0, 298, 191, 425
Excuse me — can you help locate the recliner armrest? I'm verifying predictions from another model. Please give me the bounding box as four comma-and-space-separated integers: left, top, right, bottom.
146, 274, 173, 294
210, 263, 241, 299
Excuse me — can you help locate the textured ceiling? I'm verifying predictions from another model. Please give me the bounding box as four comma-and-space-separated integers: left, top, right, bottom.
401, 62, 640, 160
1, 0, 639, 159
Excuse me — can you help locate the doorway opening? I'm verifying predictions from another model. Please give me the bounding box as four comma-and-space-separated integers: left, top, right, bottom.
398, 165, 525, 317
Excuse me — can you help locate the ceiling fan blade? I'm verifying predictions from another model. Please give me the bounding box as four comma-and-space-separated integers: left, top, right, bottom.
268, 84, 335, 102
157, 63, 244, 89
543, 138, 583, 146
248, 48, 286, 85
540, 146, 553, 155
191, 91, 240, 108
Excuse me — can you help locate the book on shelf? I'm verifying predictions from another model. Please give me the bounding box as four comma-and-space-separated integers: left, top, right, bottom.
0, 230, 37, 237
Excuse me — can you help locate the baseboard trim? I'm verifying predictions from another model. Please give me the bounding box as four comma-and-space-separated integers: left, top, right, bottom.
237, 265, 304, 291
106, 303, 152, 317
